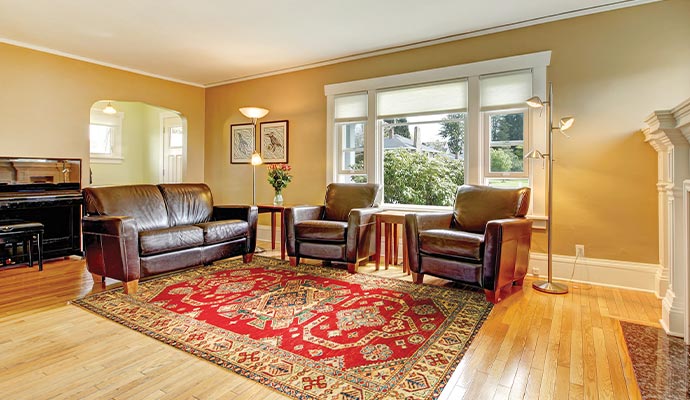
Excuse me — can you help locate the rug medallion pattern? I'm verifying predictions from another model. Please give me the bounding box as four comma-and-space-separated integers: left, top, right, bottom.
73, 256, 492, 400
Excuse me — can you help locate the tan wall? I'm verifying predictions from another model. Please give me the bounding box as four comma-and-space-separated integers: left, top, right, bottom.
205, 0, 690, 263
0, 43, 205, 185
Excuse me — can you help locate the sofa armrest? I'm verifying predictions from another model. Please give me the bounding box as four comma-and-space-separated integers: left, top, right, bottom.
283, 205, 325, 256
482, 218, 533, 291
345, 207, 383, 263
82, 215, 141, 283
405, 212, 454, 273
212, 205, 258, 253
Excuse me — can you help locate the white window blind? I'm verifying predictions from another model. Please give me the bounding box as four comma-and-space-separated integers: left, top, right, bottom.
480, 70, 532, 110
377, 80, 467, 118
334, 93, 367, 120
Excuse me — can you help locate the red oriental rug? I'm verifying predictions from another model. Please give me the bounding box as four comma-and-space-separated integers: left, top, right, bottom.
73, 256, 492, 400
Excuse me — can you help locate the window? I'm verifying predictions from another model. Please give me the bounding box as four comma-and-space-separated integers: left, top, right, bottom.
90, 108, 123, 163
334, 93, 368, 183
326, 52, 550, 219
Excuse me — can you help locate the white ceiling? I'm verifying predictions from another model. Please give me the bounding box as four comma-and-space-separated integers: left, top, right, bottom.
0, 0, 653, 87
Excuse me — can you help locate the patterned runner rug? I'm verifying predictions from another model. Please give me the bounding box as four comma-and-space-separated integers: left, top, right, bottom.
620, 321, 689, 400
73, 256, 492, 400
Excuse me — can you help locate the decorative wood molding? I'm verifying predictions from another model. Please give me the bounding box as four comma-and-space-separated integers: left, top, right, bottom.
643, 97, 690, 342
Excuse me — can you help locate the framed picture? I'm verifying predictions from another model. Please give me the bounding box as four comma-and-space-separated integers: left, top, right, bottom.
230, 123, 255, 164
260, 120, 289, 163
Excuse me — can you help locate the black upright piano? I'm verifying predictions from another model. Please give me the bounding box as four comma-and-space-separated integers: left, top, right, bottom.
0, 157, 83, 263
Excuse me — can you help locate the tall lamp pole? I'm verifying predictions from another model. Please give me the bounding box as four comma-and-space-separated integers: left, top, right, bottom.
525, 82, 574, 295
239, 107, 269, 205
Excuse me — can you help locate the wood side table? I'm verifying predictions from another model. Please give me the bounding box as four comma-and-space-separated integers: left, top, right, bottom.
374, 211, 409, 274
256, 204, 288, 260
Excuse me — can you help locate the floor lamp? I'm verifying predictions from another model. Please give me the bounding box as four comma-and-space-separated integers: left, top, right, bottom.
525, 82, 575, 295
239, 107, 269, 204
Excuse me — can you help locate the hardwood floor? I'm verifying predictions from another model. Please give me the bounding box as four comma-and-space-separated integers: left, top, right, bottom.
0, 244, 659, 399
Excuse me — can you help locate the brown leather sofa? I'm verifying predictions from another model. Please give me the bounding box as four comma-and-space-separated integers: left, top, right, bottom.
82, 183, 258, 294
405, 184, 532, 303
284, 183, 381, 273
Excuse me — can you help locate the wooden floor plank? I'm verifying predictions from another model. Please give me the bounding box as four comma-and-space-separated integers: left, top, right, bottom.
0, 245, 663, 399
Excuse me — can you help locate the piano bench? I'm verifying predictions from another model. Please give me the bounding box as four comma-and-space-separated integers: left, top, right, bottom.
0, 220, 44, 271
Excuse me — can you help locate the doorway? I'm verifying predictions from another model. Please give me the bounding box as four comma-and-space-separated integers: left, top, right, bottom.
161, 113, 184, 183
89, 101, 187, 186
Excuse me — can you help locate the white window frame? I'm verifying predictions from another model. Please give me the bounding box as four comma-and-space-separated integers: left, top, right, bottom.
482, 108, 529, 179
325, 51, 550, 226
89, 108, 124, 164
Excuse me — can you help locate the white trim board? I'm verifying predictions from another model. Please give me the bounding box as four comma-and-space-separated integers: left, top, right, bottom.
528, 252, 658, 293
257, 224, 660, 293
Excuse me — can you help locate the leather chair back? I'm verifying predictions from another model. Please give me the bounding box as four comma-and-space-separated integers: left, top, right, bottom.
323, 183, 380, 221
83, 185, 169, 232
452, 184, 530, 233
158, 183, 214, 226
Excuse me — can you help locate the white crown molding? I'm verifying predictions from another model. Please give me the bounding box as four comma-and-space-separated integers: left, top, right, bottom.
205, 0, 659, 87
2, 0, 659, 88
0, 38, 205, 88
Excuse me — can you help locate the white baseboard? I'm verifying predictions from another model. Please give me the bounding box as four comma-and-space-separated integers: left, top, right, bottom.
257, 224, 661, 293
528, 252, 660, 293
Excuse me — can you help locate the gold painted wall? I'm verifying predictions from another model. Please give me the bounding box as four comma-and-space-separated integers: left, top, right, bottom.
205, 0, 690, 263
0, 43, 205, 185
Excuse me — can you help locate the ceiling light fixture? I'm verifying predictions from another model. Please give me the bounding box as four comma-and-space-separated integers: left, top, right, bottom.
103, 102, 117, 115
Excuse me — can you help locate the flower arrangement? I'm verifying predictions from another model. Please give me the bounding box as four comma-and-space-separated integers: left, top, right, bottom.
267, 164, 292, 195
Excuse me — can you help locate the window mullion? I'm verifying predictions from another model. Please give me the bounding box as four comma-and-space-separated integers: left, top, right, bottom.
366, 90, 379, 194
466, 76, 481, 185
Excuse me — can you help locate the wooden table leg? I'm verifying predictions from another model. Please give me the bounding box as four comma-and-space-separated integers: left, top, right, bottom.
393, 224, 399, 265
280, 209, 286, 260
375, 216, 381, 271
270, 211, 277, 250
402, 228, 409, 274
384, 223, 391, 270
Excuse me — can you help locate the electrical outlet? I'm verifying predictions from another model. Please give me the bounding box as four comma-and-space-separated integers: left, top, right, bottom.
532, 267, 540, 275
575, 244, 585, 258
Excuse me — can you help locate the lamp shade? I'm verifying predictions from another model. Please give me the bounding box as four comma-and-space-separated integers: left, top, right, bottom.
239, 107, 269, 119
524, 149, 546, 159
559, 116, 575, 131
525, 96, 544, 108
250, 152, 263, 166
103, 102, 117, 115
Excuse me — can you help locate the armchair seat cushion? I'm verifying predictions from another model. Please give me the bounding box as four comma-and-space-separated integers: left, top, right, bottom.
139, 225, 204, 256
195, 220, 248, 245
295, 220, 348, 242
420, 229, 484, 261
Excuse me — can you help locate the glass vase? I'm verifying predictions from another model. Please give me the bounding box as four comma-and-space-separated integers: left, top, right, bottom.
273, 191, 283, 205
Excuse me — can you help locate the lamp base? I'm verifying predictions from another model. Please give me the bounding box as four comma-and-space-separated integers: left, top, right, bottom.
532, 280, 569, 294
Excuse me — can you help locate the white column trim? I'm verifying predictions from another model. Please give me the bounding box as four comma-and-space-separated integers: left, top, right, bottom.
643, 97, 690, 341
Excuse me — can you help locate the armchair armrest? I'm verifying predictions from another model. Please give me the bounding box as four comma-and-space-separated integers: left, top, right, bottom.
482, 218, 533, 291
213, 205, 258, 253
283, 205, 325, 256
82, 215, 141, 283
345, 207, 383, 263
405, 212, 453, 273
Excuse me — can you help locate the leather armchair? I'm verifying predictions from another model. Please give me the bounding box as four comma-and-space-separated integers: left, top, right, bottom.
284, 183, 381, 273
405, 184, 532, 303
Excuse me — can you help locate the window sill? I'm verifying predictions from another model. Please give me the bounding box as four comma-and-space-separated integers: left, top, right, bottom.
90, 156, 124, 164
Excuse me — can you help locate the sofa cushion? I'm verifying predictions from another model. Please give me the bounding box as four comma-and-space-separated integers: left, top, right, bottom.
323, 183, 379, 222
158, 183, 214, 226
452, 184, 530, 234
139, 225, 204, 256
195, 220, 248, 245
83, 185, 169, 232
420, 229, 484, 261
295, 220, 348, 242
